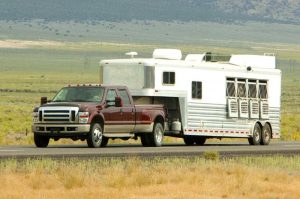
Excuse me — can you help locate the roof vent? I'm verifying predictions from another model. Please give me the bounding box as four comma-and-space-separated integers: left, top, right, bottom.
153, 49, 182, 60
185, 54, 206, 62
125, 52, 138, 58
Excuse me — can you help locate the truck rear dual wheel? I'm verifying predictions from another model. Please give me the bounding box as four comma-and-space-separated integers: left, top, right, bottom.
34, 133, 50, 148
141, 123, 164, 147
183, 136, 206, 146
87, 123, 108, 148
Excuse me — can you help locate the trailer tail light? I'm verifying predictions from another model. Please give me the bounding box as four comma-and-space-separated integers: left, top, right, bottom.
79, 112, 89, 124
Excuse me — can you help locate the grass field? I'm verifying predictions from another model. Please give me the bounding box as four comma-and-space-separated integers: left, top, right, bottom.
0, 156, 300, 198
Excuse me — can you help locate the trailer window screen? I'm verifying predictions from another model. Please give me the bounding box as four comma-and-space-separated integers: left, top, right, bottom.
192, 81, 202, 99
259, 84, 268, 99
248, 83, 257, 98
226, 82, 235, 97
163, 72, 175, 85
237, 80, 247, 98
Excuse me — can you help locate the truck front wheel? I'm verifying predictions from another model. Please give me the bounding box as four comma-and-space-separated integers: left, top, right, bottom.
34, 134, 50, 148
87, 123, 104, 148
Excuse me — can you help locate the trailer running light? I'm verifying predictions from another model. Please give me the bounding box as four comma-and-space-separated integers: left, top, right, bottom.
79, 112, 89, 124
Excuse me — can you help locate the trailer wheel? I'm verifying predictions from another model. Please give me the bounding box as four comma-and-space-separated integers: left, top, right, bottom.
87, 123, 104, 148
195, 137, 206, 146
183, 136, 195, 146
34, 133, 50, 148
261, 123, 271, 145
248, 123, 262, 145
147, 123, 164, 147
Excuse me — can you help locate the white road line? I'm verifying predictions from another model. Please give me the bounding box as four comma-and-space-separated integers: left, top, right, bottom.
283, 145, 300, 147
0, 150, 23, 152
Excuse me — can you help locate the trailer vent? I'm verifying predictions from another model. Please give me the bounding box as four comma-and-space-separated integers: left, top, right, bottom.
228, 99, 238, 118
239, 99, 249, 118
249, 100, 259, 119
260, 100, 269, 119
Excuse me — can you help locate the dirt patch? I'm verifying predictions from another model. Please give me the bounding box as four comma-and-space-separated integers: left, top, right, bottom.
0, 40, 65, 49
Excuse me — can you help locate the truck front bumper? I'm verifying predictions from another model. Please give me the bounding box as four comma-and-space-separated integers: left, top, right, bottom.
32, 124, 91, 135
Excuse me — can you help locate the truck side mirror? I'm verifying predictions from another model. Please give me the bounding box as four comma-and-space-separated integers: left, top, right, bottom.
115, 97, 123, 107
41, 97, 48, 105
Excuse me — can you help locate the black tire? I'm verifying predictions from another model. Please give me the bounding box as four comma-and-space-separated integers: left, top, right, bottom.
195, 136, 206, 146
146, 123, 164, 147
140, 134, 150, 147
101, 137, 109, 147
87, 123, 104, 148
34, 133, 50, 148
248, 123, 262, 145
261, 123, 271, 145
183, 136, 195, 146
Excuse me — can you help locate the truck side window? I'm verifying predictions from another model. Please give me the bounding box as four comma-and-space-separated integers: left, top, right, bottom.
163, 72, 175, 85
118, 89, 131, 106
106, 89, 117, 106
192, 81, 202, 99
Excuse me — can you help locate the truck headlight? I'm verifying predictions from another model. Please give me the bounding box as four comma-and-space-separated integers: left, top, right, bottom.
79, 112, 89, 124
33, 112, 39, 123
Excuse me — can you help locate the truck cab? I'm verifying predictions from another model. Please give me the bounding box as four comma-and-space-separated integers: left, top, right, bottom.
32, 84, 166, 148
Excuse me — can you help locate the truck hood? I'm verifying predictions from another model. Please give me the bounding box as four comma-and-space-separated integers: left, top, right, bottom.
39, 102, 98, 112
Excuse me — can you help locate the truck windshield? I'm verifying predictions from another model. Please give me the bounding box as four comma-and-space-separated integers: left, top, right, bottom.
52, 87, 104, 103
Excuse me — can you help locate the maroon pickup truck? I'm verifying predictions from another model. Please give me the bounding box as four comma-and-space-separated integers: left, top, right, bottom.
32, 85, 166, 148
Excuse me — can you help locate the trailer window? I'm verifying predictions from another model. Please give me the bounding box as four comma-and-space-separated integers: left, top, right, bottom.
192, 81, 202, 99
237, 79, 247, 98
226, 81, 236, 97
259, 81, 268, 99
163, 72, 175, 85
248, 80, 257, 98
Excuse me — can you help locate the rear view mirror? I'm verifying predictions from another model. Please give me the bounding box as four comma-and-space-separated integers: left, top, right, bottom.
40, 97, 48, 105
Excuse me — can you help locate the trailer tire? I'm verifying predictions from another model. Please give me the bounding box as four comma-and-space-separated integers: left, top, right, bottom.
87, 123, 104, 148
261, 123, 271, 145
248, 123, 262, 145
34, 134, 50, 148
183, 136, 195, 146
195, 137, 206, 146
147, 123, 164, 147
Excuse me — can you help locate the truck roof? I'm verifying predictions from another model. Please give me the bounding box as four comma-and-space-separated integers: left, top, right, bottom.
65, 84, 128, 89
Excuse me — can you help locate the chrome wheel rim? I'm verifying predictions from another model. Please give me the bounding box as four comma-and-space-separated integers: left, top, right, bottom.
155, 126, 163, 144
93, 127, 102, 144
264, 127, 270, 141
254, 127, 260, 142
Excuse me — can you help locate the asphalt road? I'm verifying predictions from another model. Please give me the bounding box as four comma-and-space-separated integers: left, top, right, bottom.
0, 141, 300, 159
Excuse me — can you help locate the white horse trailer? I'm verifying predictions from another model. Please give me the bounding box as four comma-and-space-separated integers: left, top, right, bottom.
99, 49, 281, 145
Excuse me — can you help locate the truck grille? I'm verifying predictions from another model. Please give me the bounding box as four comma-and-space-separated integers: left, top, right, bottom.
39, 107, 79, 123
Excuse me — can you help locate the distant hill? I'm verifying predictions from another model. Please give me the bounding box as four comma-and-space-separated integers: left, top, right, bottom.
0, 0, 299, 24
